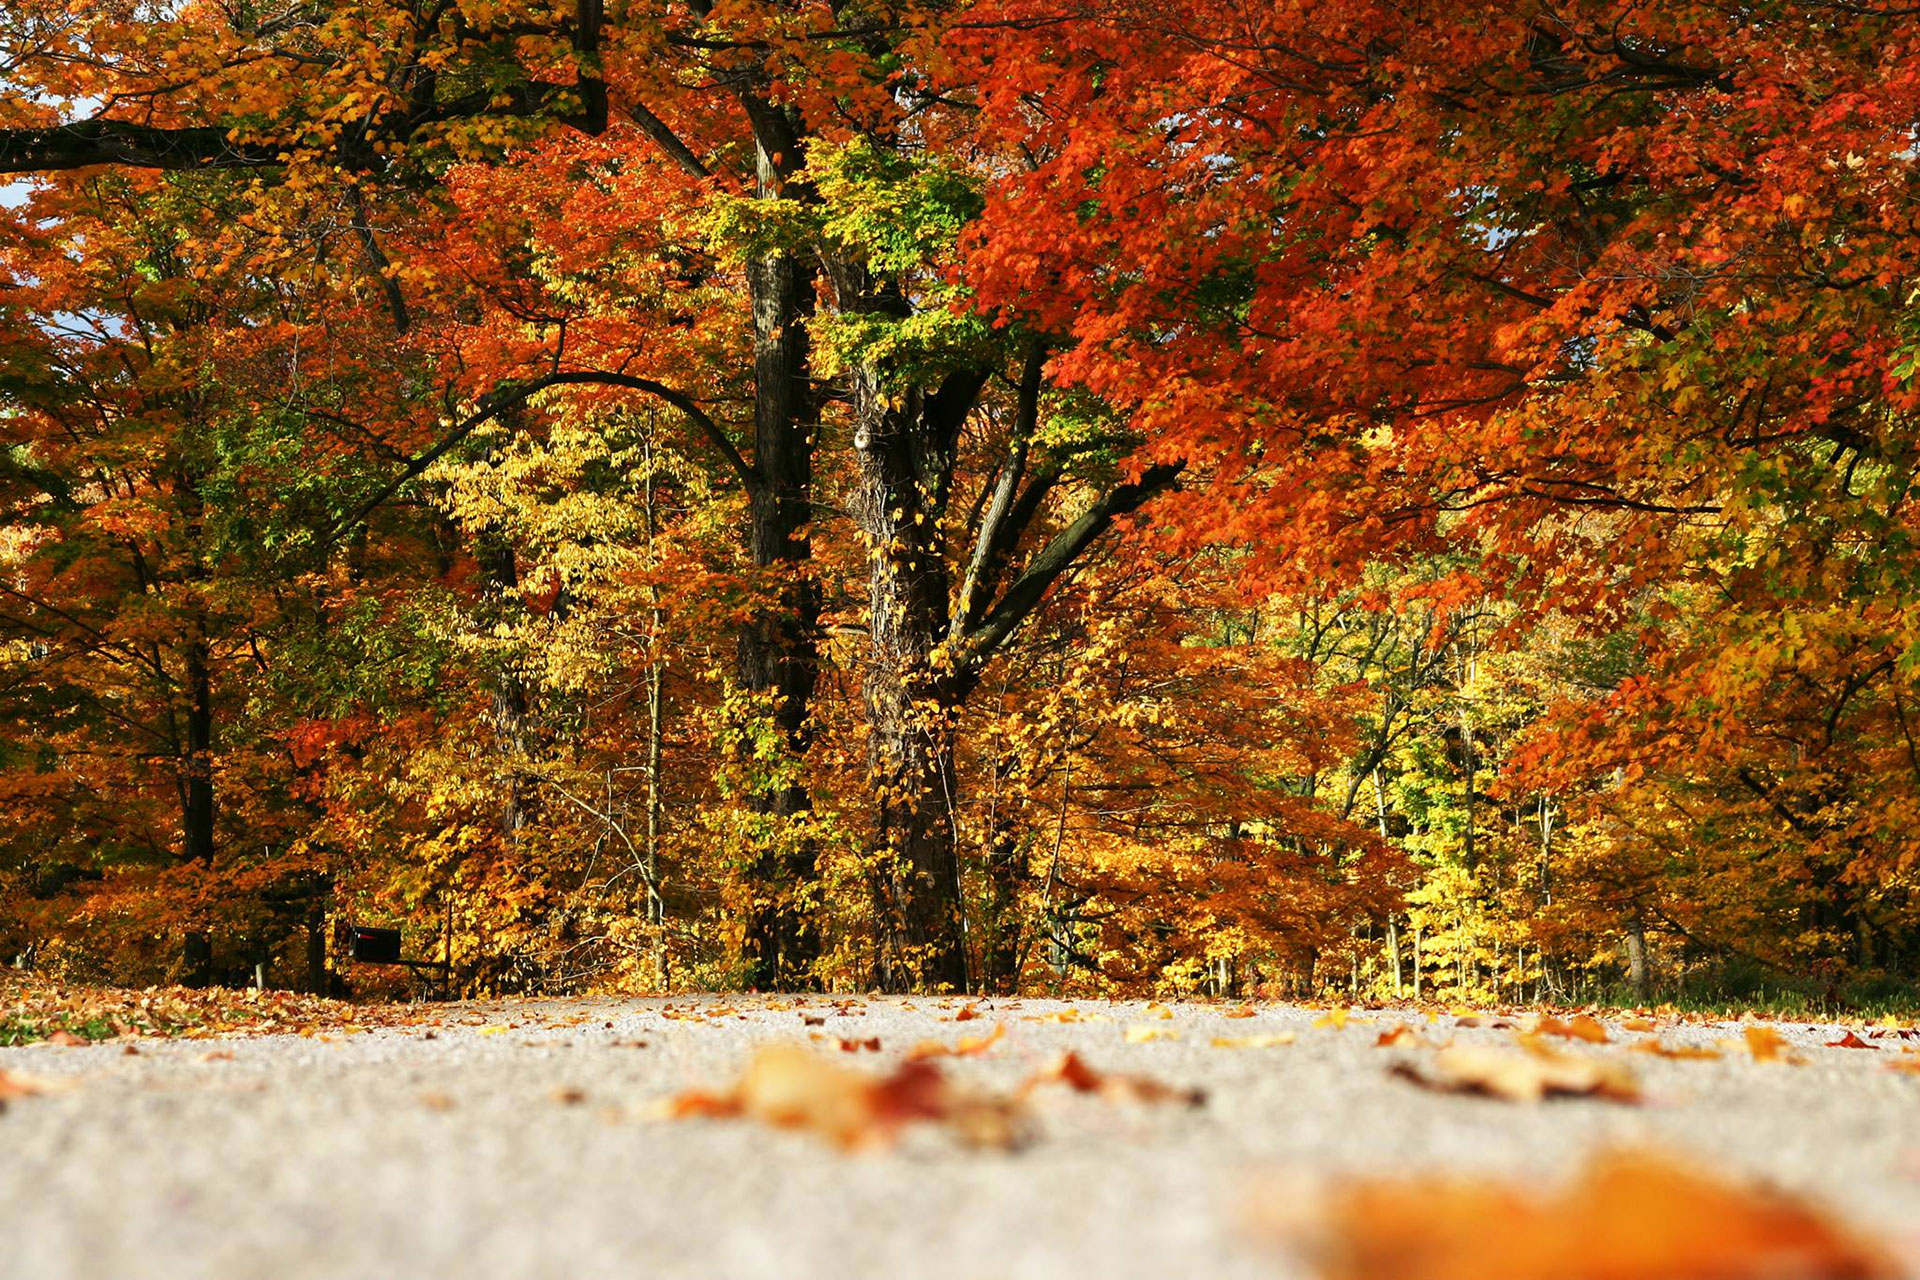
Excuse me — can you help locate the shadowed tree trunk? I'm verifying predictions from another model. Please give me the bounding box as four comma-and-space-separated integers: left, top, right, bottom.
178, 628, 216, 986
736, 119, 824, 991
848, 357, 981, 993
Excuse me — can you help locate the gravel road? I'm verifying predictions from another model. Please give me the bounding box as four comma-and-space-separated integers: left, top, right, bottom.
4, 996, 1918, 1279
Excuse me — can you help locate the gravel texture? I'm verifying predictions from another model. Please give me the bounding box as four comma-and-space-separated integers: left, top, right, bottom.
4, 996, 1918, 1279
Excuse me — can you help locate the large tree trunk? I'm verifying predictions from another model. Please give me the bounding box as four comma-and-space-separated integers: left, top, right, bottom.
851, 372, 970, 993
737, 131, 824, 990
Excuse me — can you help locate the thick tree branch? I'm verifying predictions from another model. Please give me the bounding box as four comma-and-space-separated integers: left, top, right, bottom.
625, 102, 710, 179
950, 342, 1043, 638
0, 121, 281, 173
955, 460, 1184, 675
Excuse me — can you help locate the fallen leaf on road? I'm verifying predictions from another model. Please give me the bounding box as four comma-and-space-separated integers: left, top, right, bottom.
45, 1030, 88, 1047
906, 1021, 1005, 1060
1825, 1032, 1874, 1050
1259, 1149, 1895, 1280
838, 1037, 881, 1053
1621, 1017, 1658, 1032
1391, 1044, 1640, 1103
1021, 1050, 1206, 1107
1223, 1005, 1258, 1019
0, 1068, 65, 1110
1212, 1033, 1296, 1049
1125, 1024, 1179, 1043
1630, 1038, 1723, 1061
1376, 1024, 1424, 1048
664, 1044, 1022, 1150
1530, 1013, 1610, 1043
1724, 1026, 1799, 1063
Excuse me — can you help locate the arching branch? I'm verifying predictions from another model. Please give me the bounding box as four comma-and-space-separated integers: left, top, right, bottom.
317, 371, 752, 549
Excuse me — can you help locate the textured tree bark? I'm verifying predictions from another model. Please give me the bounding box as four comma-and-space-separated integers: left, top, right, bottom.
1625, 916, 1651, 1000
850, 370, 970, 993
736, 131, 824, 990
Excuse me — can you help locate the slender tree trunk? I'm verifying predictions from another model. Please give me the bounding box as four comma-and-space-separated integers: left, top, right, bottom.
1372, 769, 1402, 997
979, 751, 1026, 995
636, 441, 672, 986
1412, 924, 1423, 1001
1625, 915, 1651, 1001
179, 628, 217, 986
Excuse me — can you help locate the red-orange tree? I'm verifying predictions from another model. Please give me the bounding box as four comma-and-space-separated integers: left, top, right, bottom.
960, 0, 1920, 986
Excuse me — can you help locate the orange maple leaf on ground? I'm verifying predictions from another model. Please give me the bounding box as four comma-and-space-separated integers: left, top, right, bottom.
663, 1041, 1205, 1149
1531, 1013, 1611, 1044
664, 1044, 1022, 1150
906, 1021, 1006, 1060
1262, 1150, 1895, 1280
0, 1067, 64, 1111
1020, 1050, 1207, 1107
1732, 1026, 1801, 1063
1390, 1043, 1640, 1103
1631, 1038, 1724, 1061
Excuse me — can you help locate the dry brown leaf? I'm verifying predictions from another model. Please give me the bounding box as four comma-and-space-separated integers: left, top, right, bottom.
837, 1036, 882, 1053
1825, 1032, 1874, 1050
45, 1030, 88, 1047
1262, 1149, 1895, 1280
1621, 1017, 1658, 1033
1376, 1024, 1422, 1048
1391, 1044, 1640, 1103
1021, 1050, 1206, 1107
952, 1004, 984, 1022
1212, 1033, 1296, 1049
663, 1044, 1021, 1150
1630, 1037, 1724, 1061
1223, 1005, 1258, 1019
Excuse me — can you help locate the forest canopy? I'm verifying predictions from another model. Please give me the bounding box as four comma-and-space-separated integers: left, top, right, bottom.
1, 0, 1916, 1003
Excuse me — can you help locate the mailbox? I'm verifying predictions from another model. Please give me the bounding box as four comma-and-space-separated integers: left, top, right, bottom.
342, 924, 403, 964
